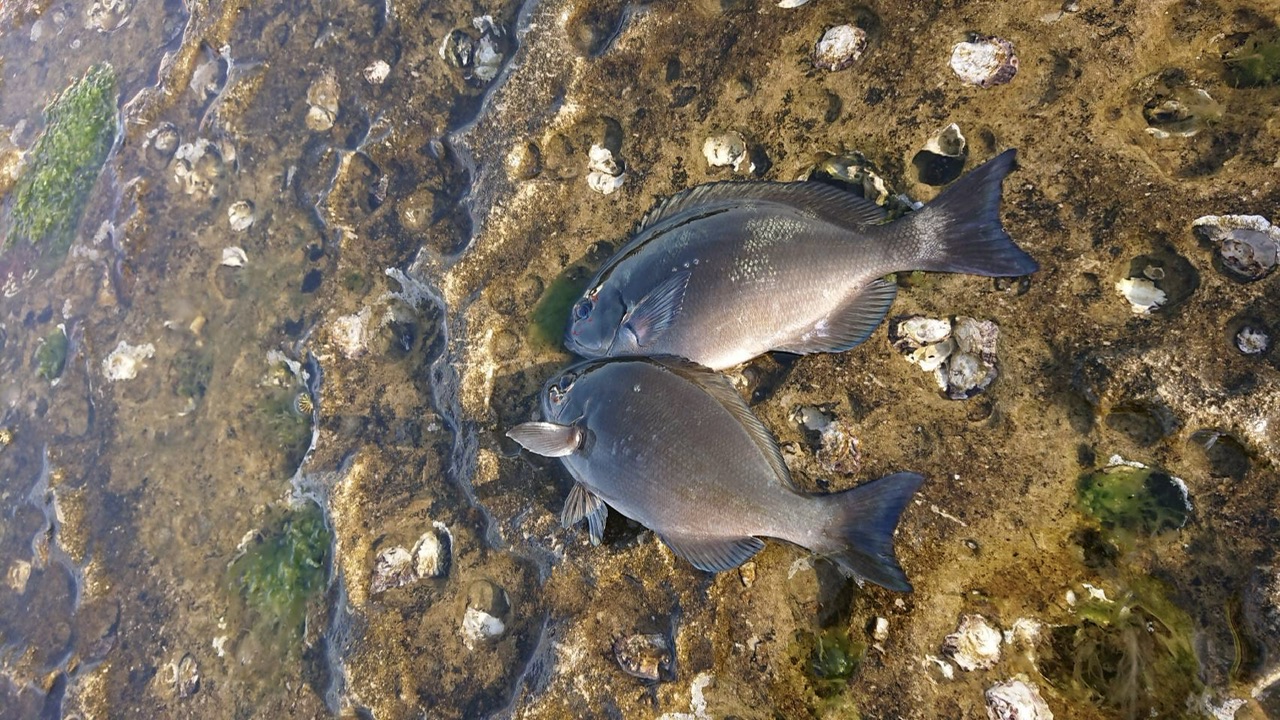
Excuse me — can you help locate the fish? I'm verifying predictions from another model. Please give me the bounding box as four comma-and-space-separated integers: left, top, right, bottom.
564, 149, 1038, 370
506, 356, 925, 591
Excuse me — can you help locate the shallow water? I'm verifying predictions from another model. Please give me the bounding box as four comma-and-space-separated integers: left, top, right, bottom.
0, 0, 1278, 718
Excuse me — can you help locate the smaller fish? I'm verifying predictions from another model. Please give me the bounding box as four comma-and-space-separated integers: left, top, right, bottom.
564, 149, 1038, 370
507, 357, 924, 591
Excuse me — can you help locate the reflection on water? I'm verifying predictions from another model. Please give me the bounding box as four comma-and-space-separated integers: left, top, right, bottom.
0, 0, 1278, 717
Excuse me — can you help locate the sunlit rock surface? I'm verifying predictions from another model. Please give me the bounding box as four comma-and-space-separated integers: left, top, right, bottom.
0, 0, 1277, 718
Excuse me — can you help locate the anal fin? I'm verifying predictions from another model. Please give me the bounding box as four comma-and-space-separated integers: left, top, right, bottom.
658, 531, 764, 573
562, 483, 608, 546
774, 278, 897, 355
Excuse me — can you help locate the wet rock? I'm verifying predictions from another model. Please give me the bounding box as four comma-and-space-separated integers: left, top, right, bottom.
793, 406, 861, 475
943, 614, 1002, 671
462, 579, 509, 649
912, 122, 967, 186
985, 678, 1053, 720
890, 315, 999, 399
227, 200, 255, 232
813, 25, 868, 71
614, 633, 674, 682
586, 144, 625, 195
85, 0, 131, 32
102, 340, 155, 381
506, 142, 542, 180
702, 131, 748, 173
1192, 214, 1279, 283
305, 69, 340, 132
950, 36, 1018, 88
1243, 567, 1279, 671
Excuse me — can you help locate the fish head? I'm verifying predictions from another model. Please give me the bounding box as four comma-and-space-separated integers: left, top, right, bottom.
564, 283, 627, 357
538, 361, 597, 421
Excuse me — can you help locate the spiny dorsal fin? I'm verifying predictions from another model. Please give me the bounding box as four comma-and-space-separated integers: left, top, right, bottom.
637, 181, 888, 236
773, 278, 898, 355
651, 356, 795, 490
659, 532, 765, 573
562, 483, 608, 546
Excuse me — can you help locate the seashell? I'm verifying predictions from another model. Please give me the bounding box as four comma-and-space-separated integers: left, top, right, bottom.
586, 144, 625, 195
1115, 277, 1166, 314
912, 123, 968, 186
813, 25, 868, 72
614, 633, 674, 682
1192, 214, 1279, 282
1235, 324, 1271, 356
175, 653, 199, 698
890, 316, 999, 399
702, 131, 748, 172
364, 60, 391, 85
942, 614, 1002, 671
950, 36, 1018, 88
985, 678, 1054, 720
227, 200, 255, 232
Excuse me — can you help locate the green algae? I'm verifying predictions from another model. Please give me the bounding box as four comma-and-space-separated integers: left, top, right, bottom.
530, 265, 590, 349
1041, 575, 1201, 719
230, 504, 331, 649
1077, 463, 1189, 540
1225, 28, 1280, 88
7, 64, 118, 258
172, 347, 214, 400
34, 326, 69, 381
252, 381, 313, 474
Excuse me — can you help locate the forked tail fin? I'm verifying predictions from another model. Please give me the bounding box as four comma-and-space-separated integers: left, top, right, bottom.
818, 471, 925, 592
881, 149, 1039, 277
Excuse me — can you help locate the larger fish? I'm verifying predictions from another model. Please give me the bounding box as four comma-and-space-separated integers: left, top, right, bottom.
507, 357, 925, 591
565, 149, 1037, 370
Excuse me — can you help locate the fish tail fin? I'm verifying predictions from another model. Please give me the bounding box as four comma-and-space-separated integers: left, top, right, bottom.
881, 149, 1039, 277
815, 471, 925, 592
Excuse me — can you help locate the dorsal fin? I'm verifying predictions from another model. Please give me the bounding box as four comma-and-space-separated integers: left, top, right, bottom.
637, 181, 888, 235
651, 356, 795, 490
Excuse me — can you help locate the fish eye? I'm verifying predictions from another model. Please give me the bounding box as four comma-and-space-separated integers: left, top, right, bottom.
573, 299, 593, 320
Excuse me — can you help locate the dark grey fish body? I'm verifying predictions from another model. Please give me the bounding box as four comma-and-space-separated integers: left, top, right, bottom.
507, 357, 924, 591
565, 150, 1038, 370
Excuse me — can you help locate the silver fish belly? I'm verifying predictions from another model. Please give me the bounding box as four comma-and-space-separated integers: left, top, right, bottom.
564, 150, 1038, 370
507, 357, 925, 591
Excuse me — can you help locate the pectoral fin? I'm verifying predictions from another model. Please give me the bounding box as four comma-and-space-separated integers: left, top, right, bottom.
622, 270, 691, 347
507, 422, 582, 457
658, 531, 765, 573
562, 483, 608, 545
774, 278, 897, 355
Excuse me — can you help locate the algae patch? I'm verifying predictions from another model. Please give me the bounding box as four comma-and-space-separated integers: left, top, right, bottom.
6, 64, 118, 258
1224, 28, 1280, 88
230, 504, 331, 649
34, 326, 69, 382
1041, 576, 1201, 718
1077, 462, 1190, 540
